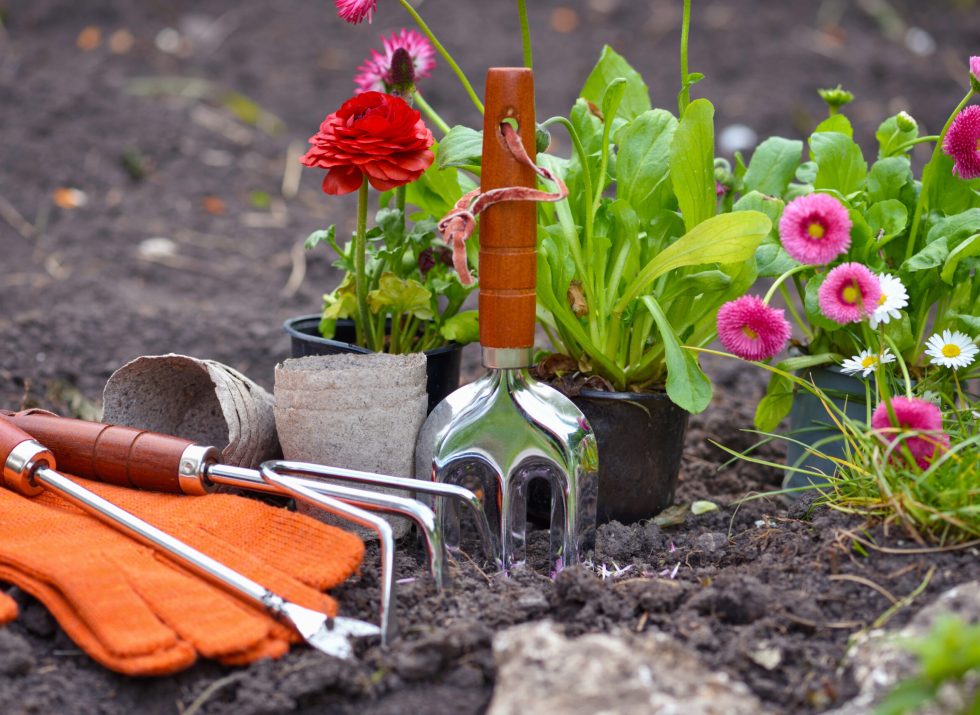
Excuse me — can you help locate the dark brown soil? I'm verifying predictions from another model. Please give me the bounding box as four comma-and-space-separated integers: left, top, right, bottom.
1, 1, 978, 713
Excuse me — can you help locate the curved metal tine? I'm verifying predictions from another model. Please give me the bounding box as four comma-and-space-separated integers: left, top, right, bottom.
262, 460, 449, 590
268, 459, 497, 569
259, 465, 397, 646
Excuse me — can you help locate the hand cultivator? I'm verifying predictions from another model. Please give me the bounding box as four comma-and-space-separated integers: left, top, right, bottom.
2, 409, 495, 651
418, 68, 599, 574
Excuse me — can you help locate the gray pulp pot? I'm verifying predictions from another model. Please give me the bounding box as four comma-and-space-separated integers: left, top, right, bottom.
784, 365, 869, 490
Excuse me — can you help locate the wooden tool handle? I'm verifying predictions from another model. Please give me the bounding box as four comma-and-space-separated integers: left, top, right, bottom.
1, 410, 195, 494
479, 67, 537, 349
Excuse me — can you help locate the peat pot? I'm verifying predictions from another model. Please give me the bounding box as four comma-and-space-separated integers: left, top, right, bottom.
283, 315, 462, 414
785, 365, 867, 491
530, 387, 689, 525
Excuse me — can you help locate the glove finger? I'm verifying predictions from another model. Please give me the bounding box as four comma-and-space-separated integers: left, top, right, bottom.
71, 481, 365, 591
0, 564, 196, 676
113, 548, 280, 660
0, 590, 18, 624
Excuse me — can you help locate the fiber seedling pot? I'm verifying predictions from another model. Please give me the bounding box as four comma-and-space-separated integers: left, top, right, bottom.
785, 365, 867, 490
529, 387, 688, 525
284, 315, 462, 414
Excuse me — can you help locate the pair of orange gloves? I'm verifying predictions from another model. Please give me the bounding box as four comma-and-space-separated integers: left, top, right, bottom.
0, 476, 364, 675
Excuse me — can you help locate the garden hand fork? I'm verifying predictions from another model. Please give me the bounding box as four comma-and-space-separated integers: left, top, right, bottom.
416, 68, 599, 574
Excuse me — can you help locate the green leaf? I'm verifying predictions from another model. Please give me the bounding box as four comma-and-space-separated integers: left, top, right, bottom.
733, 191, 792, 277
670, 98, 716, 232
641, 296, 711, 413
866, 157, 913, 204
436, 126, 483, 170
813, 113, 853, 137
439, 310, 479, 343
795, 161, 818, 184
615, 109, 678, 222
580, 46, 651, 120
755, 372, 793, 431
405, 145, 466, 218
865, 200, 908, 246
615, 211, 771, 312
950, 311, 980, 333
660, 270, 732, 304
903, 237, 949, 272
810, 131, 867, 196
304, 226, 336, 251
367, 273, 433, 320
743, 137, 803, 197
924, 152, 980, 215
691, 500, 718, 515
941, 233, 980, 284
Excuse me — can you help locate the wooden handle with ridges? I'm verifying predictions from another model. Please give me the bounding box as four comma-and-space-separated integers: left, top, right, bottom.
479, 67, 537, 349
1, 411, 194, 494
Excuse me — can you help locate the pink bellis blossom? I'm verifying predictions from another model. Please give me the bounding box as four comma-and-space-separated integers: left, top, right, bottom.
818, 262, 881, 324
355, 29, 436, 94
871, 397, 949, 469
778, 193, 852, 265
716, 295, 792, 361
335, 0, 376, 24
942, 104, 980, 180
971, 56, 980, 84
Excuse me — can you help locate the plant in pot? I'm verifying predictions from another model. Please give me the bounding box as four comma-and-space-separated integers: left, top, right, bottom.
324, 0, 772, 524
710, 57, 980, 485
287, 32, 480, 412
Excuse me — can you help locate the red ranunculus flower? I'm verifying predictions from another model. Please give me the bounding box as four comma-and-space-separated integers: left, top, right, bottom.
300, 92, 435, 195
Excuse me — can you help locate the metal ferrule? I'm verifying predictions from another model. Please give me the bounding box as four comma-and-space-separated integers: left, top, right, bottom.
3, 440, 51, 497
178, 444, 220, 495
482, 346, 532, 369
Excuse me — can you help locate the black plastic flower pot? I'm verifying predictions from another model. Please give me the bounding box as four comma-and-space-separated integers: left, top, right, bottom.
283, 315, 462, 415
529, 387, 689, 525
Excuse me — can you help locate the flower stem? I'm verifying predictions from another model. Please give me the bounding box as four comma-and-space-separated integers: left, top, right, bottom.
678, 0, 692, 115
354, 178, 372, 348
398, 0, 484, 114
779, 284, 813, 341
889, 134, 940, 155
517, 0, 533, 69
414, 91, 451, 135
904, 89, 975, 262
763, 264, 810, 304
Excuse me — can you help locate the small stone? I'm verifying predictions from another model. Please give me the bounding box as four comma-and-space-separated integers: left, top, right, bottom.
749, 645, 783, 671
695, 532, 729, 554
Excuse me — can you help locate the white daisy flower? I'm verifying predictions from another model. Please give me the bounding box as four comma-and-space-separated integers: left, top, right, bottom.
925, 330, 978, 370
840, 348, 896, 377
869, 273, 909, 329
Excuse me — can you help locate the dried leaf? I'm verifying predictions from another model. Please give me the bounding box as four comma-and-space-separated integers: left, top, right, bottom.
691, 500, 719, 515
652, 504, 689, 528
567, 280, 589, 317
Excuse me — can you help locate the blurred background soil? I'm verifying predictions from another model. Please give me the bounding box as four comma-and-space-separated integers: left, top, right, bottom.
0, 0, 977, 411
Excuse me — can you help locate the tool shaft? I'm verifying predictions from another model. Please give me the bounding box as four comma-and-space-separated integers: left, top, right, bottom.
33, 465, 275, 609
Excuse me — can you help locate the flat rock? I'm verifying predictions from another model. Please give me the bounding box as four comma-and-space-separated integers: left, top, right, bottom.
488, 620, 771, 715
825, 580, 980, 715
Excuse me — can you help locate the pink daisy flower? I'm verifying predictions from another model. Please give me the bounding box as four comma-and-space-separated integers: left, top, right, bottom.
778, 193, 852, 265
355, 29, 436, 94
942, 104, 980, 180
871, 397, 949, 469
970, 56, 980, 82
335, 0, 377, 24
716, 295, 792, 361
818, 262, 881, 324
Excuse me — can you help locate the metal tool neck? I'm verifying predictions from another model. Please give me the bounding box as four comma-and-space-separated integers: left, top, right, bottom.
482, 347, 532, 369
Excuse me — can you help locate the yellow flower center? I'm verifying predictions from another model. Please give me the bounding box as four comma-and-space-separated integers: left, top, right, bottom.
860, 355, 877, 368
877, 292, 888, 306
941, 344, 961, 358
741, 325, 759, 339
807, 222, 825, 239
842, 282, 861, 305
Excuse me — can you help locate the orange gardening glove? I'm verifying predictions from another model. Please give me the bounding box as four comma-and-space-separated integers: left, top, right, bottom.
0, 476, 364, 675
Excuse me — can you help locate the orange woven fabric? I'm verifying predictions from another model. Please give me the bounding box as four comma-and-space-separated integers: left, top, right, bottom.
0, 476, 364, 675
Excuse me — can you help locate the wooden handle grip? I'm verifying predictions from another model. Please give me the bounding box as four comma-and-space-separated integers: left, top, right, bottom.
1, 410, 194, 493
479, 67, 537, 349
